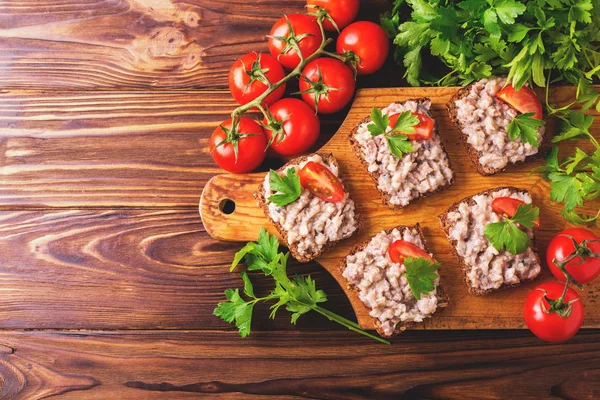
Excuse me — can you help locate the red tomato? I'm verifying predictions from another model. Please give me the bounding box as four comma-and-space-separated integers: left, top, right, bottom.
268, 14, 323, 70
547, 228, 600, 284
336, 21, 389, 75
264, 98, 320, 156
388, 112, 434, 140
228, 52, 286, 107
299, 58, 355, 114
299, 161, 344, 202
491, 197, 540, 228
209, 117, 266, 173
495, 84, 543, 120
524, 282, 584, 342
388, 240, 434, 264
306, 0, 359, 31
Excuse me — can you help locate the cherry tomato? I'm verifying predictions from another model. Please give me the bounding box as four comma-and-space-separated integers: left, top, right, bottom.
491, 197, 540, 228
299, 58, 355, 114
228, 52, 286, 107
336, 21, 389, 75
388, 240, 434, 264
264, 98, 320, 156
388, 112, 434, 140
299, 161, 344, 202
306, 0, 359, 31
495, 84, 543, 120
209, 117, 266, 174
547, 228, 600, 284
268, 14, 323, 70
524, 282, 584, 342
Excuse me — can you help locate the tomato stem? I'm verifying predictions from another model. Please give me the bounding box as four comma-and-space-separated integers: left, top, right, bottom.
229, 16, 346, 136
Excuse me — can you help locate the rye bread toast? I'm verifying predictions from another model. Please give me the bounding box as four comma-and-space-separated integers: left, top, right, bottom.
438, 186, 542, 295
255, 152, 360, 263
339, 223, 448, 337
447, 81, 550, 176
349, 98, 454, 209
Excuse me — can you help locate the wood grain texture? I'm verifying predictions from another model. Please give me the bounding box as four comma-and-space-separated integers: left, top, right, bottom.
0, 209, 360, 329
0, 89, 348, 208
201, 85, 600, 331
0, 330, 599, 399
0, 0, 394, 90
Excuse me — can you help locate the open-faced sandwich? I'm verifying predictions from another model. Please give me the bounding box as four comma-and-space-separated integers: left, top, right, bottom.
448, 77, 546, 175
439, 187, 542, 295
341, 224, 447, 337
349, 98, 454, 209
255, 152, 360, 263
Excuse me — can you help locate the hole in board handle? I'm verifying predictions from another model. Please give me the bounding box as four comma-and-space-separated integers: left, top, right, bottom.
219, 198, 236, 215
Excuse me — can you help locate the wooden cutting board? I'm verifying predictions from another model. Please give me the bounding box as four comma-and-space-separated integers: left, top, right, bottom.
200, 86, 600, 331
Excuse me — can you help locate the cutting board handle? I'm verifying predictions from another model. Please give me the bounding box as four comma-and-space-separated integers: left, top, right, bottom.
200, 173, 279, 242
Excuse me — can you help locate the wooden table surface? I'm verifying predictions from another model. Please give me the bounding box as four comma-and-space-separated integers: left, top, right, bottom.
0, 1, 598, 398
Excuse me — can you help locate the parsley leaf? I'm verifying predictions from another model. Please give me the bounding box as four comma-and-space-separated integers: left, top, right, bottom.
403, 257, 440, 300
506, 112, 544, 146
267, 168, 302, 207
367, 108, 418, 159
484, 203, 539, 255
215, 229, 390, 344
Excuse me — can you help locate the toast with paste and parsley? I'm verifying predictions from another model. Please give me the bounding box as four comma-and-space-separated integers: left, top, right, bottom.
340, 224, 448, 337
439, 186, 542, 295
255, 153, 360, 263
349, 98, 454, 209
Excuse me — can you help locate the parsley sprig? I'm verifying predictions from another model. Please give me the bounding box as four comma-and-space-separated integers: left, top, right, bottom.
367, 108, 419, 159
484, 203, 540, 255
403, 256, 440, 300
507, 112, 544, 147
382, 0, 600, 224
267, 168, 302, 207
214, 228, 391, 344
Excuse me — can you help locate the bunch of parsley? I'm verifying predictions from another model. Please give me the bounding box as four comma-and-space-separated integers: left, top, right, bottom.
382, 0, 600, 224
214, 228, 391, 344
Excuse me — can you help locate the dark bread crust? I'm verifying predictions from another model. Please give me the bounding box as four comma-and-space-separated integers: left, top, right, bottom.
348, 98, 455, 210
446, 81, 550, 176
254, 152, 361, 263
438, 186, 542, 296
339, 223, 449, 338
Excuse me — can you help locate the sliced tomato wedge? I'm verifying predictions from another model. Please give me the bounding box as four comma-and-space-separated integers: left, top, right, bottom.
299, 161, 345, 202
388, 240, 434, 264
495, 84, 543, 120
491, 197, 540, 228
388, 112, 434, 140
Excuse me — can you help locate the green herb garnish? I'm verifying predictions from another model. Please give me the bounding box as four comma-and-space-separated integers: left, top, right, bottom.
215, 228, 390, 344
484, 203, 540, 255
403, 256, 440, 300
507, 112, 544, 147
367, 107, 418, 159
267, 168, 302, 207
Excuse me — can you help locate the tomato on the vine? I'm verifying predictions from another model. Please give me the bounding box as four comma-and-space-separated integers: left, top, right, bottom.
524, 282, 584, 342
547, 228, 600, 284
299, 57, 355, 114
209, 117, 266, 174
263, 98, 320, 156
299, 161, 345, 202
306, 0, 359, 31
228, 52, 286, 107
388, 112, 434, 140
268, 14, 323, 70
336, 21, 389, 75
388, 240, 434, 264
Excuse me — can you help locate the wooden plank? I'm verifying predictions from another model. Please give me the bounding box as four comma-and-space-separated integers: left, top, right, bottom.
0, 0, 393, 90
0, 330, 598, 399
200, 85, 600, 331
0, 90, 338, 208
0, 209, 356, 329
